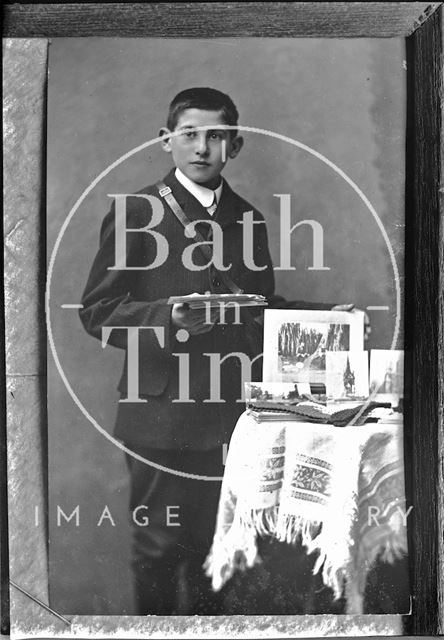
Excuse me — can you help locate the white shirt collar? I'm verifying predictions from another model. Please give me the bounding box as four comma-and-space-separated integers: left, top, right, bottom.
175, 168, 223, 210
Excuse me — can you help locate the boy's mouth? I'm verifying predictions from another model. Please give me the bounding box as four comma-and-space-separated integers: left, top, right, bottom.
191, 161, 211, 166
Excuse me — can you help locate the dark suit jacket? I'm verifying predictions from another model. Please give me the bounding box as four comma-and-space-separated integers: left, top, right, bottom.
80, 169, 331, 451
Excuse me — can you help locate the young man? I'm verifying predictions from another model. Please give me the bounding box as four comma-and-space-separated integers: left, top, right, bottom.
79, 87, 350, 615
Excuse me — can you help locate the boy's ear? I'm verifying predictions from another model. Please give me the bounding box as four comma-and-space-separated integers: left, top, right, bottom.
159, 127, 172, 153
229, 135, 243, 159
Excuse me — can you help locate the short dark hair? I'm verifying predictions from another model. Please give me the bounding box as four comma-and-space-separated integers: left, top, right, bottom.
167, 87, 239, 135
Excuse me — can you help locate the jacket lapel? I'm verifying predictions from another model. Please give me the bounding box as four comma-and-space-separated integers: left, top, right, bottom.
213, 180, 245, 229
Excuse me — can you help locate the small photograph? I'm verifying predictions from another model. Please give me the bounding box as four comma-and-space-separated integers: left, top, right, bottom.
245, 381, 307, 404
278, 321, 350, 383
263, 310, 364, 385
369, 349, 404, 405
325, 351, 369, 410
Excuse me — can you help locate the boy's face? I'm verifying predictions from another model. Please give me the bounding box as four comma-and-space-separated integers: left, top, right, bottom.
160, 108, 243, 189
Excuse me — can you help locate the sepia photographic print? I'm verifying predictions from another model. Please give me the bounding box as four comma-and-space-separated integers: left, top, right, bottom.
45, 34, 409, 627
5, 4, 443, 636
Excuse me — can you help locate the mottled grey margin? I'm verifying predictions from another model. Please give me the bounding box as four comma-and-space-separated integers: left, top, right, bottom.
4, 37, 50, 638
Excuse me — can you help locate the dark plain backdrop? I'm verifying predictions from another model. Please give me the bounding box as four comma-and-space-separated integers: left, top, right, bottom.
47, 38, 405, 614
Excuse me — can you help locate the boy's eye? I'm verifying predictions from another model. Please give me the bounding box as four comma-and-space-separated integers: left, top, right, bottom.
181, 130, 197, 138
210, 132, 225, 140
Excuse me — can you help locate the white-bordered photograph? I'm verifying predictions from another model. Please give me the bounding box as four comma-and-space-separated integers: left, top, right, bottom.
263, 309, 365, 384
325, 350, 369, 410
369, 349, 404, 405
246, 381, 309, 403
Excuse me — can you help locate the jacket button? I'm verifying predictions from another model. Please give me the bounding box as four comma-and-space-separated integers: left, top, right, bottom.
212, 277, 221, 287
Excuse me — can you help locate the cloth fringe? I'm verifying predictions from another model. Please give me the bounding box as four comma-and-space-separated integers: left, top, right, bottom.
204, 414, 408, 609
205, 504, 406, 599
206, 507, 348, 596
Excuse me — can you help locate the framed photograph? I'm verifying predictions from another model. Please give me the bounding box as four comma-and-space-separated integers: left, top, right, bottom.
3, 3, 443, 639
263, 309, 364, 385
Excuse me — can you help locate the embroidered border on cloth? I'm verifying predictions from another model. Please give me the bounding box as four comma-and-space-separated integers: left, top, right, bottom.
204, 413, 408, 613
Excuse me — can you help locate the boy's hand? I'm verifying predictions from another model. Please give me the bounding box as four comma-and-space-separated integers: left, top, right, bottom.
331, 303, 371, 342
171, 293, 219, 336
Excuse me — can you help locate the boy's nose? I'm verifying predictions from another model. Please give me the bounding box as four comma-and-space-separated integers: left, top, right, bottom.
195, 134, 209, 155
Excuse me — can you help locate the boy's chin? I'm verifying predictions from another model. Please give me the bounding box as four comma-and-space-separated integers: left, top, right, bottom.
194, 177, 220, 186
183, 168, 222, 188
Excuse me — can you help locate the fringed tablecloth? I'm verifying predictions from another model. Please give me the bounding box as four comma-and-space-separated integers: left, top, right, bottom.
204, 412, 408, 614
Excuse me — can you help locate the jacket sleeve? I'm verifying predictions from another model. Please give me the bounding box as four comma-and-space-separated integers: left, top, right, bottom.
79, 201, 173, 360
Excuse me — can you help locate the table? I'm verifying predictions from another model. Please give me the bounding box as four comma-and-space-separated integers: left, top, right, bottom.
205, 411, 409, 614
